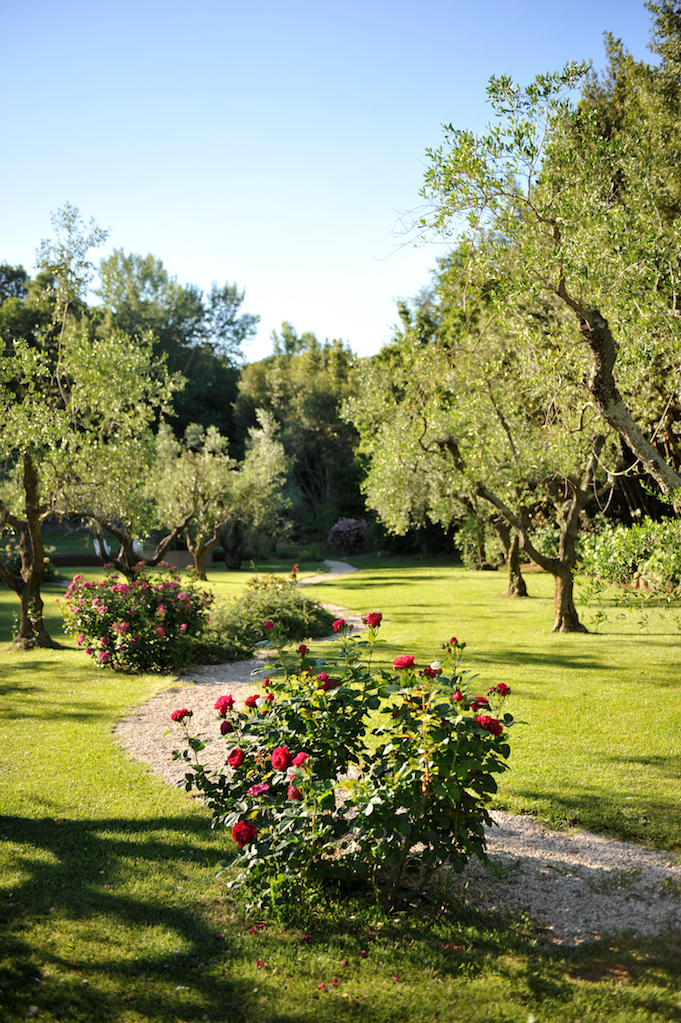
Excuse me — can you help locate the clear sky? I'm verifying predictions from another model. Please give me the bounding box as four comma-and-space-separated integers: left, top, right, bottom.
1, 0, 654, 361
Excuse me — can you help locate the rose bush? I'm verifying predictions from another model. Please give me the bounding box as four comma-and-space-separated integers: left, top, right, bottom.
61, 564, 213, 672
173, 613, 516, 912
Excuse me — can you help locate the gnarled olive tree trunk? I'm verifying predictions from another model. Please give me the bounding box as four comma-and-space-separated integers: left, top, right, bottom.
0, 452, 56, 648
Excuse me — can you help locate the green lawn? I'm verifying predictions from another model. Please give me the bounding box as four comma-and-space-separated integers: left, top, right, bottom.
1, 558, 680, 1022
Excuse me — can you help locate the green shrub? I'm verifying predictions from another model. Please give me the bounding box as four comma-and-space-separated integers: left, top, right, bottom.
194, 573, 336, 663
579, 518, 681, 596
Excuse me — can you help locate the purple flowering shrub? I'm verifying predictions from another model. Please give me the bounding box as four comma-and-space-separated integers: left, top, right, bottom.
61, 564, 213, 672
326, 517, 368, 553
173, 617, 516, 912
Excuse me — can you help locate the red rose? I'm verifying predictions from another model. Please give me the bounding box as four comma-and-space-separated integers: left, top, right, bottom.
452, 690, 464, 703
332, 618, 346, 632
264, 691, 274, 702
489, 682, 511, 697
320, 678, 339, 692
298, 643, 308, 655
263, 620, 274, 632
271, 746, 293, 771
220, 720, 234, 735
171, 708, 192, 722
228, 748, 245, 768
475, 714, 504, 738
468, 695, 490, 710
450, 636, 458, 645
393, 655, 415, 671
244, 694, 259, 709
231, 820, 257, 847
214, 694, 235, 717
287, 783, 303, 801
292, 752, 310, 768
362, 612, 382, 628
419, 665, 442, 678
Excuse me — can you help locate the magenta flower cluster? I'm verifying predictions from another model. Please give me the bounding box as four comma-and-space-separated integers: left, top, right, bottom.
61, 568, 213, 672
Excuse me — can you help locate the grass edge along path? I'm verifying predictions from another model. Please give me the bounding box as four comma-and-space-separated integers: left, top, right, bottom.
1, 558, 681, 1022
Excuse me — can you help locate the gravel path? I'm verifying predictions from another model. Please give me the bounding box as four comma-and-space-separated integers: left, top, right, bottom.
113, 562, 681, 946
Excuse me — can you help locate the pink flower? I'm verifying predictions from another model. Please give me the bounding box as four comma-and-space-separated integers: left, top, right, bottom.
214, 694, 235, 717
99, 650, 111, 663
180, 623, 187, 631
76, 633, 85, 647
220, 720, 234, 735
156, 626, 166, 637
263, 620, 274, 632
244, 694, 259, 709
452, 690, 463, 703
227, 748, 245, 768
271, 746, 293, 771
316, 672, 330, 684
475, 714, 504, 738
362, 612, 382, 628
178, 592, 189, 600
85, 647, 93, 655
256, 958, 265, 969
298, 643, 308, 655
287, 783, 302, 800
246, 782, 269, 797
393, 655, 415, 671
232, 821, 257, 847
171, 708, 193, 722
100, 636, 110, 646
332, 618, 346, 632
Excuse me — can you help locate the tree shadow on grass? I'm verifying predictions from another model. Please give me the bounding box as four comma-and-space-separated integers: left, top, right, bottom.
0, 814, 260, 1022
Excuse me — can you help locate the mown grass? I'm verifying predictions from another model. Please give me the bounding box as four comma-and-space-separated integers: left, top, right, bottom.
1, 558, 681, 1022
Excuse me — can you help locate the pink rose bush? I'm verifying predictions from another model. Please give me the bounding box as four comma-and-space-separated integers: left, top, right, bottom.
173, 617, 515, 912
61, 566, 212, 672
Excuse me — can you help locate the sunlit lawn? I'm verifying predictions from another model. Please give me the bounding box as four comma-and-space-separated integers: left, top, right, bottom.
1, 557, 680, 1022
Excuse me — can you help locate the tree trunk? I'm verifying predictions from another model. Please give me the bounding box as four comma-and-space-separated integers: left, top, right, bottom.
551, 565, 587, 633
491, 517, 527, 597
221, 520, 245, 570
0, 452, 56, 649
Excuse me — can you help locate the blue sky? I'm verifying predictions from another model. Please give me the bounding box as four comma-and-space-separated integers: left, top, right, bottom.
1, 0, 653, 360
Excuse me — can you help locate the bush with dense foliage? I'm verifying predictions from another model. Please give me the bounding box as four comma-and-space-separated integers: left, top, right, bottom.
579, 519, 681, 597
326, 517, 368, 553
61, 565, 213, 671
196, 572, 336, 663
173, 618, 515, 912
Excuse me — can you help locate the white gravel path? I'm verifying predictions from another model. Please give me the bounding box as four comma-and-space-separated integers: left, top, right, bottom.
113, 561, 681, 946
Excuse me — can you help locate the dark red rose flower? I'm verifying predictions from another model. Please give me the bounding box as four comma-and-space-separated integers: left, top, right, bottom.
171, 708, 192, 722
271, 746, 293, 771
245, 694, 259, 709
287, 783, 303, 801
227, 748, 245, 768
393, 655, 415, 671
419, 665, 442, 678
214, 694, 235, 717
292, 752, 310, 768
362, 612, 382, 628
450, 636, 458, 646
475, 714, 504, 738
231, 820, 257, 847
298, 643, 308, 655
452, 691, 463, 703
220, 720, 234, 735
489, 682, 511, 697
263, 620, 274, 632
468, 695, 490, 710
332, 618, 346, 632
264, 691, 275, 702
